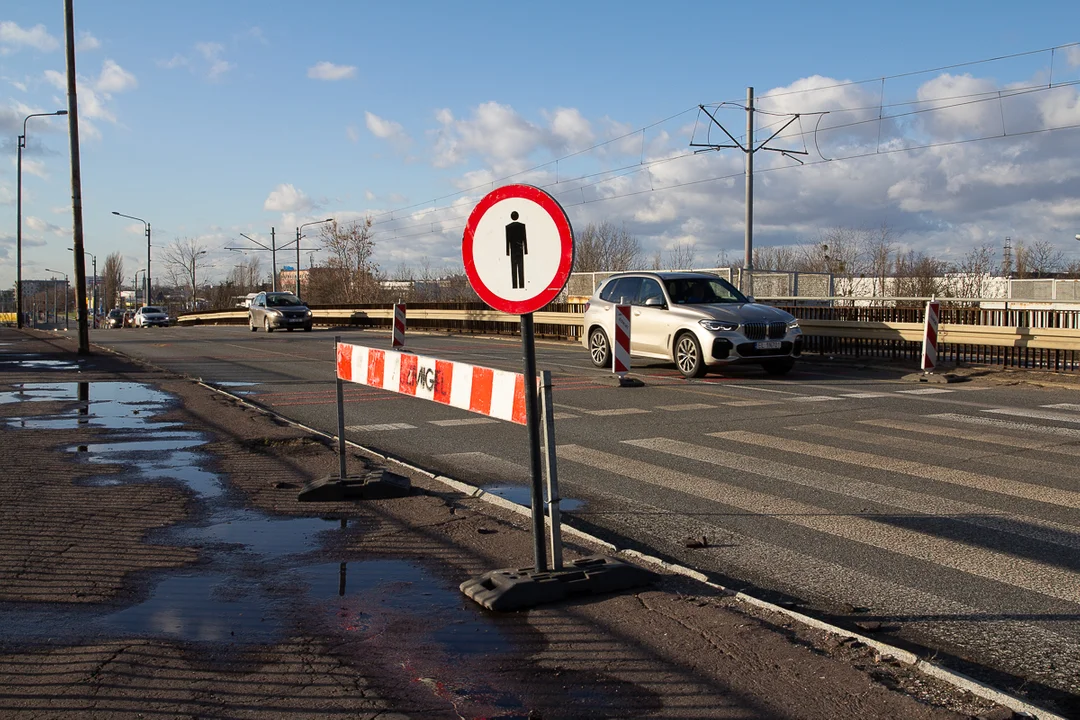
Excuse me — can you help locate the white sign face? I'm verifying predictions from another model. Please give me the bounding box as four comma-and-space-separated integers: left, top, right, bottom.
469, 198, 562, 301
462, 184, 574, 315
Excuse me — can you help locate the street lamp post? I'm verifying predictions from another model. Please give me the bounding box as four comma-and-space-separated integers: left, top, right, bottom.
69, 247, 96, 326
191, 250, 207, 310
294, 219, 333, 299
227, 229, 279, 291
45, 269, 69, 329
112, 211, 151, 304
16, 110, 68, 329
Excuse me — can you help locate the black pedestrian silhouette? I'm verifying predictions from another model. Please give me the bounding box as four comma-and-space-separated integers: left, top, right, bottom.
505, 210, 528, 289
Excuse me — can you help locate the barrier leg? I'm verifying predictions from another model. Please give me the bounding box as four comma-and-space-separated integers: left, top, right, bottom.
540, 370, 562, 570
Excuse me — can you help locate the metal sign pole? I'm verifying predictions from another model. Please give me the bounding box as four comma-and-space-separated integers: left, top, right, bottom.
520, 313, 548, 572
335, 335, 347, 480
540, 370, 563, 570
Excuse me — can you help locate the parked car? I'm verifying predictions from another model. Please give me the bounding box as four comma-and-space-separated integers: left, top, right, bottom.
582, 271, 802, 377
248, 291, 313, 332
105, 309, 131, 329
134, 306, 170, 328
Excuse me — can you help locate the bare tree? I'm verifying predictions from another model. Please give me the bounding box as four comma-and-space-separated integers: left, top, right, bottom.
664, 240, 697, 270
753, 245, 799, 271
894, 249, 947, 297
101, 252, 124, 311
1013, 240, 1029, 278
572, 221, 642, 272
315, 217, 382, 303
948, 243, 995, 298
865, 223, 895, 298
162, 238, 210, 310
1026, 239, 1064, 278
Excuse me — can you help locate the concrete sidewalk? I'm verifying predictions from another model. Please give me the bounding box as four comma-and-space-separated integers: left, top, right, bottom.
0, 327, 1022, 719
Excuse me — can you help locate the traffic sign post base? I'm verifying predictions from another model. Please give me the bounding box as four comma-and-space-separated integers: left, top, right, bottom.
298, 469, 411, 502
460, 555, 659, 612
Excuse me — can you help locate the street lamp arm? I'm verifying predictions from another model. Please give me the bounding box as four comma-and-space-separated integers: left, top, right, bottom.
111, 210, 148, 227
22, 110, 68, 136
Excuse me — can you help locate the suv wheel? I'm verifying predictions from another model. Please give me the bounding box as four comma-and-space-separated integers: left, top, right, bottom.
588, 327, 611, 368
675, 333, 706, 378
264, 317, 274, 333
763, 358, 795, 376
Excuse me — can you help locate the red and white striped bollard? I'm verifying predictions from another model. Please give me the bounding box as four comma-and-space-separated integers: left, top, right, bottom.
392, 302, 406, 348
613, 304, 631, 376
921, 298, 939, 372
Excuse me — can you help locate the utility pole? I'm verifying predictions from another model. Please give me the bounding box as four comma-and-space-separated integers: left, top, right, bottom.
691, 88, 810, 295
64, 0, 90, 354
227, 229, 279, 291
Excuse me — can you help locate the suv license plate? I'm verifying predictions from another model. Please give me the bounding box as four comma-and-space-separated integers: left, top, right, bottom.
756, 341, 782, 350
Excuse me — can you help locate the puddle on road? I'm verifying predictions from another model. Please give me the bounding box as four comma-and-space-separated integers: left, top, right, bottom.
0, 354, 82, 371
484, 484, 584, 513
0, 378, 524, 704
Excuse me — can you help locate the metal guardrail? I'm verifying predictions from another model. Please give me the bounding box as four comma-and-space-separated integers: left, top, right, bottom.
178, 305, 1080, 371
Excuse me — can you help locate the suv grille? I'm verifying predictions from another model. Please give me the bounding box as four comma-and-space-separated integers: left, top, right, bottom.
743, 322, 787, 340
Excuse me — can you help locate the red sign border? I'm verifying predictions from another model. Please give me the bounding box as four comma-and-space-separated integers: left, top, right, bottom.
462, 184, 574, 315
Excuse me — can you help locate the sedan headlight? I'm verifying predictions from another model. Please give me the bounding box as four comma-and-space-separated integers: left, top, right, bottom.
787, 320, 800, 330
699, 319, 739, 332
267, 309, 283, 316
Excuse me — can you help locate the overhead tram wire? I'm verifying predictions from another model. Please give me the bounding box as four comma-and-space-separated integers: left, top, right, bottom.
372, 118, 1080, 246
365, 104, 701, 231
371, 41, 1080, 242
702, 41, 1080, 106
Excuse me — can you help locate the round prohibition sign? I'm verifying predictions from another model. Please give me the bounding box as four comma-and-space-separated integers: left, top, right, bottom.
462, 184, 574, 315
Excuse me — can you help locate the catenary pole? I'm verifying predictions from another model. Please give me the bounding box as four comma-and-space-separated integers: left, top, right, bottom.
64, 0, 90, 353
745, 87, 754, 279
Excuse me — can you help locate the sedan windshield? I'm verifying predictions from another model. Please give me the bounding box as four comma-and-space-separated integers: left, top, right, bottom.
142, 307, 164, 314
663, 277, 747, 305
266, 294, 304, 307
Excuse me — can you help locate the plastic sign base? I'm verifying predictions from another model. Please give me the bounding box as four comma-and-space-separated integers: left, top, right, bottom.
298, 470, 411, 502
460, 555, 659, 611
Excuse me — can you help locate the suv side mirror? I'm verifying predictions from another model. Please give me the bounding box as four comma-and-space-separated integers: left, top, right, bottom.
745, 296, 755, 303
644, 296, 666, 308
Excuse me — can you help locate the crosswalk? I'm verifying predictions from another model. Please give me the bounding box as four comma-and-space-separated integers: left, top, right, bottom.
428, 400, 1080, 699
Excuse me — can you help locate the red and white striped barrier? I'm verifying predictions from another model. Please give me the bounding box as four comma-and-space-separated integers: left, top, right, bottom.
921, 299, 940, 372
337, 342, 528, 424
392, 303, 406, 348
613, 304, 631, 375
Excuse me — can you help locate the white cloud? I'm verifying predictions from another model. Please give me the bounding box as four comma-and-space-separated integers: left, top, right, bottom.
364, 190, 376, 201
1068, 46, 1080, 69
76, 31, 100, 52
0, 185, 13, 205
365, 111, 409, 146
307, 61, 357, 81
264, 183, 314, 213
196, 42, 234, 80
26, 216, 65, 235
95, 59, 137, 93
345, 125, 359, 143
20, 159, 50, 180
5, 77, 27, 92
0, 21, 59, 53
162, 42, 233, 80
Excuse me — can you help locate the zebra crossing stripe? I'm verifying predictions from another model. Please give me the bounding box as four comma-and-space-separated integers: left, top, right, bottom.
860, 418, 1080, 453
711, 430, 1080, 510
346, 422, 415, 432
558, 443, 1080, 604
626, 437, 1080, 552
1043, 403, 1080, 412
895, 388, 953, 395
337, 342, 528, 424
928, 413, 1080, 439
985, 407, 1080, 425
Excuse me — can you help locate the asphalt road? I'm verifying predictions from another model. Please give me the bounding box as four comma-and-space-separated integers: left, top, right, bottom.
93, 324, 1080, 711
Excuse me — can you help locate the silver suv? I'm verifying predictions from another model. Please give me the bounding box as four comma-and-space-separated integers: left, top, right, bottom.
582, 271, 802, 377
248, 291, 313, 332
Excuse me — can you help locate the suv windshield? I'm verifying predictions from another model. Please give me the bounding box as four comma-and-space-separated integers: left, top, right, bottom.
663, 277, 747, 305
265, 294, 304, 307
142, 307, 163, 314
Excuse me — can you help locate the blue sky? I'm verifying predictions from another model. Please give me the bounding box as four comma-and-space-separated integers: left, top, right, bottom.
2, 1, 1080, 290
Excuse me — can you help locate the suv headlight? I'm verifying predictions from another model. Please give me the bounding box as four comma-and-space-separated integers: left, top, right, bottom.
700, 319, 738, 332
305, 309, 312, 317
787, 320, 800, 330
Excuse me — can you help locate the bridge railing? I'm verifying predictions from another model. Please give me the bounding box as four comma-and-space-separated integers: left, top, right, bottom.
177, 298, 1080, 371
